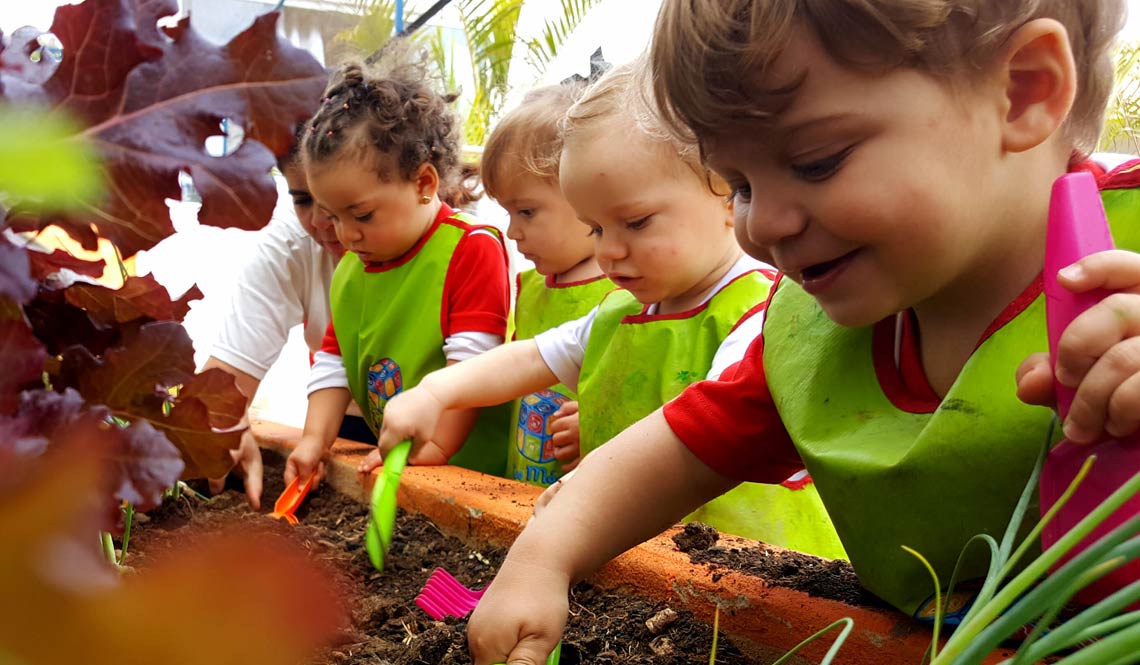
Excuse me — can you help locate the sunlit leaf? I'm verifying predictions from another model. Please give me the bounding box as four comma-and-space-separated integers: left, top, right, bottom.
25, 247, 106, 282
65, 275, 199, 326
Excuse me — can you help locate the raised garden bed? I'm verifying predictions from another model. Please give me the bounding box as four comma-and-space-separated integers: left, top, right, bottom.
133, 420, 1017, 664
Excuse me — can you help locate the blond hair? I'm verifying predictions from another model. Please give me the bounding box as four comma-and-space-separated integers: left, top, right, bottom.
650, 0, 1127, 158
481, 82, 587, 201
563, 59, 726, 195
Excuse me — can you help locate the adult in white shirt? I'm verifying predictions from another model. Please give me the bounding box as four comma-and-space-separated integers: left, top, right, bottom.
203, 151, 349, 509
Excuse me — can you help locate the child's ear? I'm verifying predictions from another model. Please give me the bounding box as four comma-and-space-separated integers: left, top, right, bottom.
414, 162, 440, 199
997, 18, 1076, 154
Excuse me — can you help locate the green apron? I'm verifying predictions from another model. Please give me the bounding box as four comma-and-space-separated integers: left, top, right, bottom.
330, 211, 509, 477
578, 271, 845, 557
507, 269, 614, 486
762, 184, 1140, 615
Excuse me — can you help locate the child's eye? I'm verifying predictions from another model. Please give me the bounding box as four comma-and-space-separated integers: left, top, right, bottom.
626, 216, 650, 231
729, 184, 752, 204
353, 212, 373, 222
587, 225, 602, 237
517, 208, 536, 219
791, 147, 853, 182
292, 196, 313, 207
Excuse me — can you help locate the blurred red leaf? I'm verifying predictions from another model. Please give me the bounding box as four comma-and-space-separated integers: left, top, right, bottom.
4, 0, 326, 257
179, 367, 247, 429
111, 419, 184, 511
0, 438, 345, 665
24, 289, 117, 356
65, 274, 200, 325
0, 388, 183, 518
0, 314, 46, 415
0, 239, 36, 304
26, 247, 106, 281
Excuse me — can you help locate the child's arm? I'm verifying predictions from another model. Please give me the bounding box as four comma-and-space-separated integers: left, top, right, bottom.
368, 340, 558, 465
1017, 250, 1140, 441
466, 407, 738, 665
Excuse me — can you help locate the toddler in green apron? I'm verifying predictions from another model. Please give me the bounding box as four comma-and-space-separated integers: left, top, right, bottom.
481, 81, 616, 488
283, 60, 512, 488
372, 61, 843, 557
461, 3, 1140, 661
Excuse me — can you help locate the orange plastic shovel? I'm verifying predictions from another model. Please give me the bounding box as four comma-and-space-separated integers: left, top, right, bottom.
269, 474, 316, 524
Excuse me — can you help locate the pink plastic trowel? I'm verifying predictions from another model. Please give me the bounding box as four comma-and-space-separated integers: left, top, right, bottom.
1040, 170, 1140, 603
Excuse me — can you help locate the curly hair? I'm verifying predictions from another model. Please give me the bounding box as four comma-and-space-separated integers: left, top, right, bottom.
301, 59, 463, 192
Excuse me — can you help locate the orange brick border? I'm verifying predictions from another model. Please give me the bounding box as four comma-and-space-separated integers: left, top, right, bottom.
252, 420, 1011, 664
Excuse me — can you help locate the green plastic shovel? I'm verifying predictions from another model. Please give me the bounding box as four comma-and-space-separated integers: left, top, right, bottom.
492, 641, 561, 665
365, 440, 412, 571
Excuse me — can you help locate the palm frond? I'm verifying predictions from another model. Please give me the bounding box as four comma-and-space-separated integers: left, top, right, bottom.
525, 0, 603, 77
1100, 42, 1140, 155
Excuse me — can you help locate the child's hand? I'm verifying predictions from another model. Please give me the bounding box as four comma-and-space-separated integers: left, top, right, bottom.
1017, 250, 1140, 443
207, 431, 265, 510
549, 401, 582, 472
363, 386, 448, 473
532, 468, 577, 520
467, 557, 569, 665
285, 435, 327, 488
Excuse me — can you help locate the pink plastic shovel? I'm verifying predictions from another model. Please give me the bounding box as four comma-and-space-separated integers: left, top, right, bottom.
415, 567, 486, 620
415, 568, 562, 665
1040, 170, 1140, 604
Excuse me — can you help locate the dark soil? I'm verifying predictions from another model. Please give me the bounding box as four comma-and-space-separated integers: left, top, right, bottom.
672, 523, 888, 609
130, 451, 754, 664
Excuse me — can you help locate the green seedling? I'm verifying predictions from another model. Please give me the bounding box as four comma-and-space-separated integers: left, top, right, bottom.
366, 440, 412, 571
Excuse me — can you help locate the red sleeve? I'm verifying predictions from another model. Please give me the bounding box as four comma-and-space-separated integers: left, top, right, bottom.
319, 320, 342, 356
663, 333, 803, 483
442, 229, 510, 338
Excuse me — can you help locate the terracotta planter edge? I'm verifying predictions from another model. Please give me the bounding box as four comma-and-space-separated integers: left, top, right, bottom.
251, 420, 1012, 665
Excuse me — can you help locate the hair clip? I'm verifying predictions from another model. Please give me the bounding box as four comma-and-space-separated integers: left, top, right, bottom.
343, 102, 350, 109
561, 47, 611, 86
326, 130, 334, 137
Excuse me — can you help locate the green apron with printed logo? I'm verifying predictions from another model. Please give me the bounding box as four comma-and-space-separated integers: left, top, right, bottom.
577, 272, 845, 558
330, 214, 509, 477
507, 269, 614, 486
761, 185, 1140, 615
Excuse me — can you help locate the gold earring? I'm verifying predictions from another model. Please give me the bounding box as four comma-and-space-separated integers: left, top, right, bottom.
419, 195, 431, 204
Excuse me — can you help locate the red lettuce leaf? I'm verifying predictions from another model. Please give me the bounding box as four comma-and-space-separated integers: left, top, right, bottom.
24, 289, 118, 357
0, 314, 47, 415
26, 247, 106, 281
0, 239, 36, 304
65, 274, 200, 325
178, 368, 247, 429
58, 321, 240, 478
3, 0, 326, 256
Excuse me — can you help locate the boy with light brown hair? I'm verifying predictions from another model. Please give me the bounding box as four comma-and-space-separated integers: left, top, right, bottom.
465, 1, 1140, 662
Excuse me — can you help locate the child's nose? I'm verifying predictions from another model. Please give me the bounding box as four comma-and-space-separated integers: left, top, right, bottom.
743, 196, 806, 246
595, 231, 626, 262
506, 218, 523, 241
309, 209, 334, 231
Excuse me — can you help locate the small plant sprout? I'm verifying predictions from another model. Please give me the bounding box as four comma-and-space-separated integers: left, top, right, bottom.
911, 420, 1140, 664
